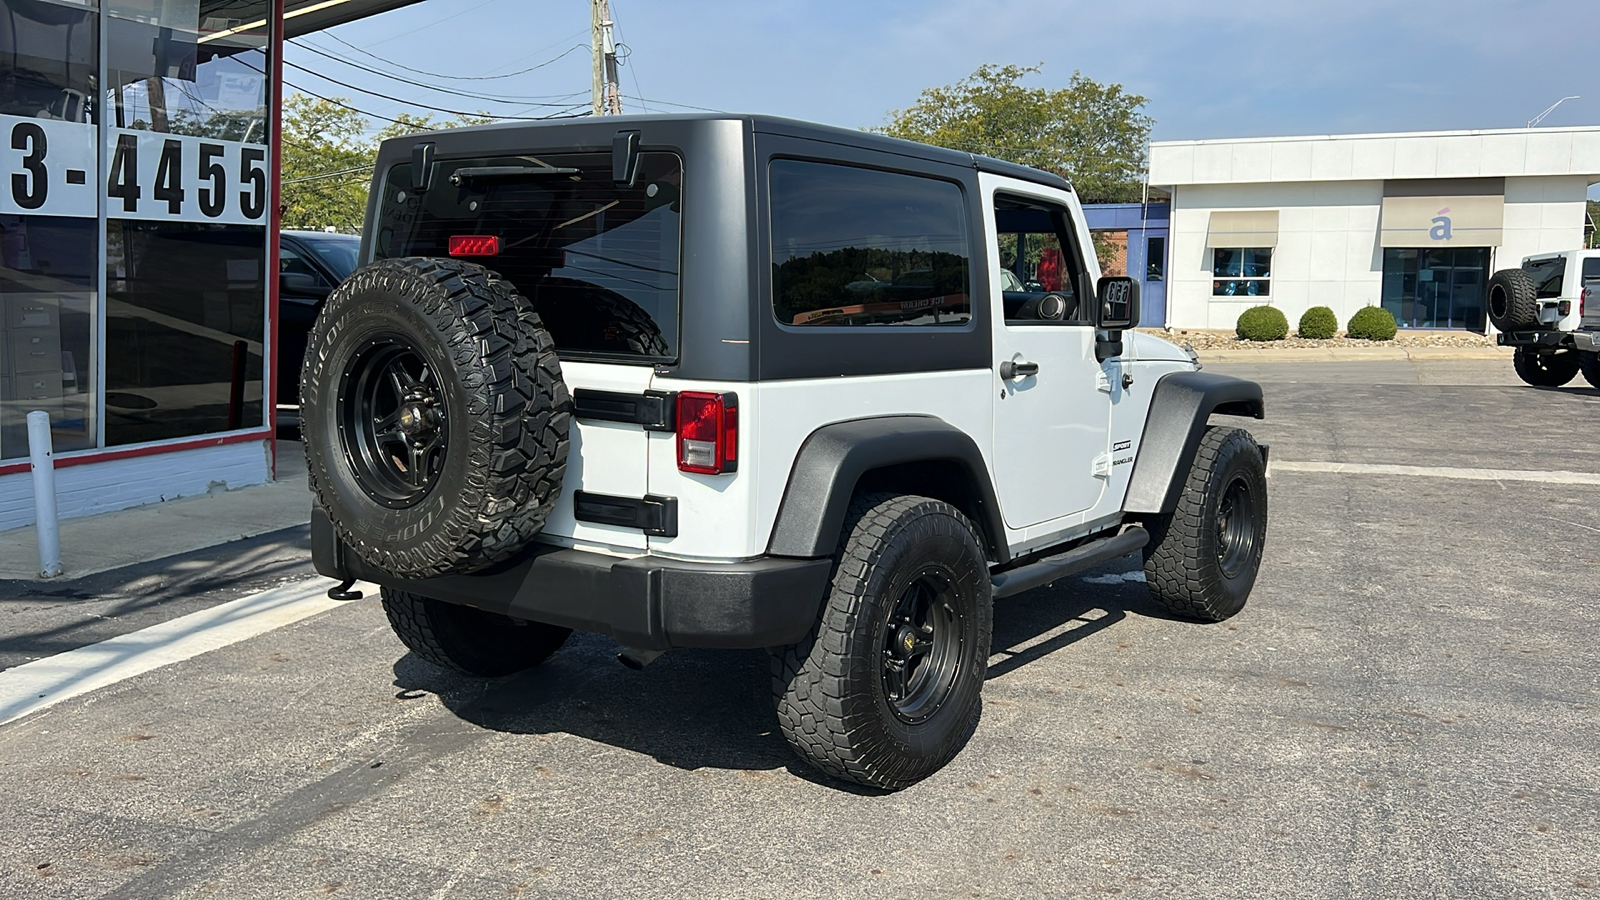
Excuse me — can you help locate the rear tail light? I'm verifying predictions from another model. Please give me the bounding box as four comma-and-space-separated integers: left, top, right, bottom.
1583, 288, 1590, 317
676, 391, 737, 474
1559, 300, 1572, 317
448, 234, 500, 257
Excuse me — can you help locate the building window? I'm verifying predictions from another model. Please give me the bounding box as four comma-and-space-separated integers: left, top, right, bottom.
1380, 247, 1488, 330
1212, 248, 1271, 297
769, 159, 970, 327
1146, 235, 1165, 282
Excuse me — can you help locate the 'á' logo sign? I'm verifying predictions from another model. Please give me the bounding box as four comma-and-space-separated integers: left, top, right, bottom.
1430, 206, 1453, 241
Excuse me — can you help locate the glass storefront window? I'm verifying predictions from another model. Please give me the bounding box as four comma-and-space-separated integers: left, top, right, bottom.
1, 0, 100, 461
103, 0, 269, 446
107, 0, 267, 141
1381, 247, 1488, 330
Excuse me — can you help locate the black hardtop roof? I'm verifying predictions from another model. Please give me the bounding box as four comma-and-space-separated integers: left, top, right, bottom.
387, 112, 1074, 193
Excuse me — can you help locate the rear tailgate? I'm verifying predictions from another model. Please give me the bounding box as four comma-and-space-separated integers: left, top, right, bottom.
539, 362, 653, 552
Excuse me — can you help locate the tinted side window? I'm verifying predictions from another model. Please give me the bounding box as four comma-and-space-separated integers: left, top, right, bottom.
1582, 257, 1600, 285
770, 160, 970, 327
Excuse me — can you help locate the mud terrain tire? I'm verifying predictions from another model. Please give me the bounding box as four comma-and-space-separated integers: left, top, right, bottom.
771, 493, 992, 791
382, 588, 571, 676
1512, 348, 1580, 387
1487, 267, 1540, 331
301, 258, 570, 578
1142, 427, 1267, 622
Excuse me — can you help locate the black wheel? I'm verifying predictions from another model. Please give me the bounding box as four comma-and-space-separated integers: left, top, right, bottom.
302, 258, 571, 578
1487, 268, 1540, 331
381, 588, 571, 677
1142, 427, 1267, 622
771, 494, 992, 790
1512, 348, 1580, 387
1580, 351, 1600, 390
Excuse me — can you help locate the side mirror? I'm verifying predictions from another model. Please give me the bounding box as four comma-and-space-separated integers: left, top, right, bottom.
280, 271, 329, 298
1095, 276, 1141, 330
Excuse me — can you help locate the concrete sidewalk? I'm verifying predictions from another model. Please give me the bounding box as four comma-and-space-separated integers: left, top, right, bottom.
0, 442, 311, 582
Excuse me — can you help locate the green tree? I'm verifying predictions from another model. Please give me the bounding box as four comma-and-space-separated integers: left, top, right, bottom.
280, 95, 373, 232
278, 97, 496, 233
1587, 199, 1598, 248
880, 63, 1154, 203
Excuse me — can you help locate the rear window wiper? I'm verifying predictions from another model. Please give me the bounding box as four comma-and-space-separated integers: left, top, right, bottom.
450, 165, 580, 186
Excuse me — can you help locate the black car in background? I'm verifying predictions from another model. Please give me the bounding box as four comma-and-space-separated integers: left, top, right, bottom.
278, 230, 360, 426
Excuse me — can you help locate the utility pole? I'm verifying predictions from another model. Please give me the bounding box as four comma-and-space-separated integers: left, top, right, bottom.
591, 0, 622, 115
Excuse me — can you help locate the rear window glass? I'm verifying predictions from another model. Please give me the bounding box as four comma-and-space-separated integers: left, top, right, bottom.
1526, 257, 1566, 298
1583, 257, 1600, 285
769, 159, 970, 327
375, 151, 682, 362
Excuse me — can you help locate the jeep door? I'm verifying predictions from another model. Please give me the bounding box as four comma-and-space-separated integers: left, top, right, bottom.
984, 179, 1109, 530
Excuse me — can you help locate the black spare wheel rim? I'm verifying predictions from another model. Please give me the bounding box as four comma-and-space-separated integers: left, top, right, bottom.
882, 565, 965, 725
1216, 474, 1260, 580
339, 334, 449, 509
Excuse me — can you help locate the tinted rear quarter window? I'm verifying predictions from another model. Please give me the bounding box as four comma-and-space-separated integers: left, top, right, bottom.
769, 160, 970, 327
1526, 257, 1566, 298
375, 151, 683, 362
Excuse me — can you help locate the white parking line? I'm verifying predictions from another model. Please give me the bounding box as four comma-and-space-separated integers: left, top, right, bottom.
0, 578, 373, 727
1269, 460, 1600, 486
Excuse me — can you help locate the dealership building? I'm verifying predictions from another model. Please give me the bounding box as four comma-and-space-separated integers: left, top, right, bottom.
1145, 126, 1600, 332
0, 0, 419, 531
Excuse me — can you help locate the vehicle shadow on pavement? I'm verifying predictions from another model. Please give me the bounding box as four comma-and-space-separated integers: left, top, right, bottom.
390, 559, 1167, 793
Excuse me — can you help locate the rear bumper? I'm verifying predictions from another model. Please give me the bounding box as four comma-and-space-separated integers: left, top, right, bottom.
311, 509, 832, 651
1497, 330, 1600, 352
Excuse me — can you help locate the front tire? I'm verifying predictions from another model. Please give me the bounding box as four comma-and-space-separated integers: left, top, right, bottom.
1142, 427, 1268, 622
771, 494, 992, 790
381, 588, 571, 677
1513, 348, 1580, 387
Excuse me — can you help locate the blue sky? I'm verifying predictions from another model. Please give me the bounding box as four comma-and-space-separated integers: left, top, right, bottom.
288, 0, 1599, 151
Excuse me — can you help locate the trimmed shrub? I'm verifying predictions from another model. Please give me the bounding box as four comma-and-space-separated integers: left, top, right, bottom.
1236, 305, 1289, 342
1297, 305, 1338, 340
1347, 305, 1398, 341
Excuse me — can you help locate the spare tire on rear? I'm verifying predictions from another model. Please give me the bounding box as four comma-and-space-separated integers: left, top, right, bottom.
1487, 267, 1540, 331
301, 257, 571, 578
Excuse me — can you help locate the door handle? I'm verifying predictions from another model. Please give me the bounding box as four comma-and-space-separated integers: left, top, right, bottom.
1000, 360, 1039, 380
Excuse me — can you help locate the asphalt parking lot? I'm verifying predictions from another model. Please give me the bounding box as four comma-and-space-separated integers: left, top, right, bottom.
1, 359, 1597, 899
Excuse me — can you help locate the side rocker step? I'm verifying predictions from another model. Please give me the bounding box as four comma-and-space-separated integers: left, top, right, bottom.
990, 526, 1150, 599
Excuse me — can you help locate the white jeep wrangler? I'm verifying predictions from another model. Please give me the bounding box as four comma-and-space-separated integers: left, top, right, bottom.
302, 115, 1269, 790
1488, 249, 1600, 388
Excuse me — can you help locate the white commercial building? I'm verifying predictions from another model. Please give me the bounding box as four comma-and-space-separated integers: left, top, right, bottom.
1148, 126, 1600, 332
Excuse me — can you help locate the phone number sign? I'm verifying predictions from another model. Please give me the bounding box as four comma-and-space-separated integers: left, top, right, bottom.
2, 114, 269, 226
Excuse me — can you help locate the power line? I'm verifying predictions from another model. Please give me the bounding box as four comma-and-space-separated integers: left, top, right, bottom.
620, 94, 727, 114
282, 164, 374, 185
364, 0, 507, 46
314, 31, 591, 82
284, 58, 586, 115
289, 40, 592, 105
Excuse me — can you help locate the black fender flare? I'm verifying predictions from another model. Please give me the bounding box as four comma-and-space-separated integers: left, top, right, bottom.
766, 416, 1010, 562
1123, 371, 1265, 515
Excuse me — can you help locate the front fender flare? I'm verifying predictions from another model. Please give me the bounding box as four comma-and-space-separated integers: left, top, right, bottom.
1123, 371, 1264, 515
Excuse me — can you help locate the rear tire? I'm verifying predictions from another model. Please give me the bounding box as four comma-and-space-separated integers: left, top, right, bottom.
1576, 351, 1600, 390
1142, 427, 1267, 622
381, 587, 571, 677
1513, 348, 1580, 387
1487, 268, 1540, 331
771, 494, 992, 790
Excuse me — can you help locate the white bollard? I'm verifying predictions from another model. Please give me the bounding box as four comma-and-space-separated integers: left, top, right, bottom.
26, 411, 62, 578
